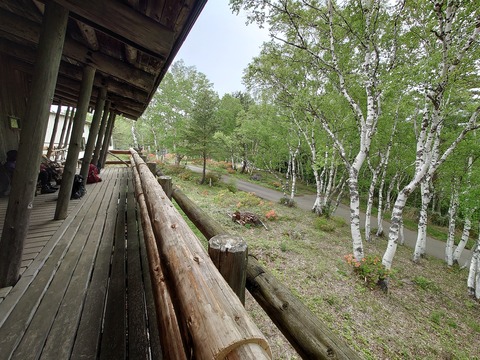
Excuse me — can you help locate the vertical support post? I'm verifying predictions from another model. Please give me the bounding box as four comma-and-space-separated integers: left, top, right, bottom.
208, 235, 248, 305
99, 111, 116, 169
63, 108, 75, 151
146, 162, 156, 175
158, 176, 172, 199
91, 100, 110, 167
55, 106, 72, 162
46, 100, 62, 159
80, 86, 107, 181
55, 65, 96, 220
0, 2, 69, 287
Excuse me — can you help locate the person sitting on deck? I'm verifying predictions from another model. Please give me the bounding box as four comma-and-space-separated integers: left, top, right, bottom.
0, 150, 17, 196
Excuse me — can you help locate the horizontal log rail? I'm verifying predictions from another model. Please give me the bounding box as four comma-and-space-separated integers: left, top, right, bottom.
171, 186, 361, 360
129, 149, 271, 359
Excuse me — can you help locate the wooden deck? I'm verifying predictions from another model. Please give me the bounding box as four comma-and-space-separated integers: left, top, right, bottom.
0, 167, 161, 359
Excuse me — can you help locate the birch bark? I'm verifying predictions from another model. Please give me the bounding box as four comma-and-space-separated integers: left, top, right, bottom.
445, 179, 459, 266
467, 225, 480, 299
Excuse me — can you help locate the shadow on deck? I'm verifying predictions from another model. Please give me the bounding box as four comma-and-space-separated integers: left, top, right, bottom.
0, 167, 160, 359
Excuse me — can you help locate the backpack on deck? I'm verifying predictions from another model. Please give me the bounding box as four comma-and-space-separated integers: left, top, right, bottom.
87, 164, 102, 184
71, 174, 86, 199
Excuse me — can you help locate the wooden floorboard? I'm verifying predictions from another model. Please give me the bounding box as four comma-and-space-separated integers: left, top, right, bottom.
70, 170, 122, 360
39, 172, 118, 360
0, 167, 161, 360
0, 170, 112, 359
99, 171, 128, 359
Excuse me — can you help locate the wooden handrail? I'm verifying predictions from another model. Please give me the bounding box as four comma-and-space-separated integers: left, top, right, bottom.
131, 160, 188, 359
130, 149, 271, 359
171, 187, 361, 360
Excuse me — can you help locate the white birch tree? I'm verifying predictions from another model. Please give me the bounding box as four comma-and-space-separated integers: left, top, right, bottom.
382, 1, 480, 269
467, 224, 480, 299
236, 0, 404, 261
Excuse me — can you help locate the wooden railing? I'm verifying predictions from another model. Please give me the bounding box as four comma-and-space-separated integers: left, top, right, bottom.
171, 188, 361, 360
131, 149, 360, 359
130, 149, 271, 359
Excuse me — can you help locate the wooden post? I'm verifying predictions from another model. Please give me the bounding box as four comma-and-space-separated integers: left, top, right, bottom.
158, 176, 172, 199
46, 100, 62, 159
80, 86, 107, 181
98, 111, 115, 169
55, 106, 73, 162
63, 107, 75, 151
208, 235, 247, 305
0, 2, 69, 287
91, 100, 110, 167
55, 64, 96, 220
146, 161, 156, 175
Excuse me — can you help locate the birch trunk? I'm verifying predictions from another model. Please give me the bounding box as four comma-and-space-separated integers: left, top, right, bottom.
467, 225, 480, 299
382, 188, 410, 269
453, 217, 472, 265
348, 167, 364, 261
413, 178, 433, 262
445, 180, 459, 266
365, 168, 379, 242
289, 143, 300, 204
131, 124, 139, 149
376, 169, 386, 237
453, 156, 475, 264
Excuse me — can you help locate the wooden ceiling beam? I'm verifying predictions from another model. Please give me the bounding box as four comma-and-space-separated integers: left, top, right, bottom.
50, 0, 174, 58
75, 21, 99, 51
0, 8, 155, 92
0, 39, 149, 112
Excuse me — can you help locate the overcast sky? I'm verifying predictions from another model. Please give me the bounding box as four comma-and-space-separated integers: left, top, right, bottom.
174, 0, 270, 97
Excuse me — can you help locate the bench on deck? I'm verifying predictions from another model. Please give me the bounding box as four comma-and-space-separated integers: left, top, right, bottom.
0, 167, 161, 359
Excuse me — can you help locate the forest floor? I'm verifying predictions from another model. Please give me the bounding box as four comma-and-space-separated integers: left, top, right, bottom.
162, 163, 480, 360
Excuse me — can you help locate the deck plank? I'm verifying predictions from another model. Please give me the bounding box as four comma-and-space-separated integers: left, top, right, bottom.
0, 167, 161, 359
70, 169, 123, 360
9, 175, 112, 360
99, 171, 128, 359
39, 171, 119, 359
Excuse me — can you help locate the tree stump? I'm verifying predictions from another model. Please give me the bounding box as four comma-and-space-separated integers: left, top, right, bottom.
208, 235, 247, 305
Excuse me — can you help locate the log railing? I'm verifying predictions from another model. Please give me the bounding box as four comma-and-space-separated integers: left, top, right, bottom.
171, 188, 361, 360
130, 149, 271, 359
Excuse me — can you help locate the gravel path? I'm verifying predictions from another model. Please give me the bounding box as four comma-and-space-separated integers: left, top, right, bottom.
188, 165, 473, 266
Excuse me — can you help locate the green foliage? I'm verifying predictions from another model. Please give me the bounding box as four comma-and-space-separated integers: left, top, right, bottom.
315, 217, 336, 233
413, 276, 438, 292
203, 172, 221, 186
429, 310, 444, 326
344, 254, 390, 290
279, 197, 296, 207
225, 179, 237, 193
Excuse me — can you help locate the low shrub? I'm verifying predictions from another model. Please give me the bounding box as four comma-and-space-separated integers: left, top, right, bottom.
204, 172, 221, 186
315, 217, 336, 232
265, 209, 278, 221
344, 254, 390, 290
279, 197, 296, 207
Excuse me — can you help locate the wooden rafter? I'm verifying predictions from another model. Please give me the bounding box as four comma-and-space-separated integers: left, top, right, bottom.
50, 0, 174, 58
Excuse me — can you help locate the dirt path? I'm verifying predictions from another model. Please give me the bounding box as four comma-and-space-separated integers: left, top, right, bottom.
188, 165, 472, 266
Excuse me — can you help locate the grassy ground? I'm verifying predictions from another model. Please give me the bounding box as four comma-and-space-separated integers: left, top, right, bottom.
161, 164, 480, 360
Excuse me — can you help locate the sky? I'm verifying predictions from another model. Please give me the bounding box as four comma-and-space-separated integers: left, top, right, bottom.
174, 0, 270, 97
